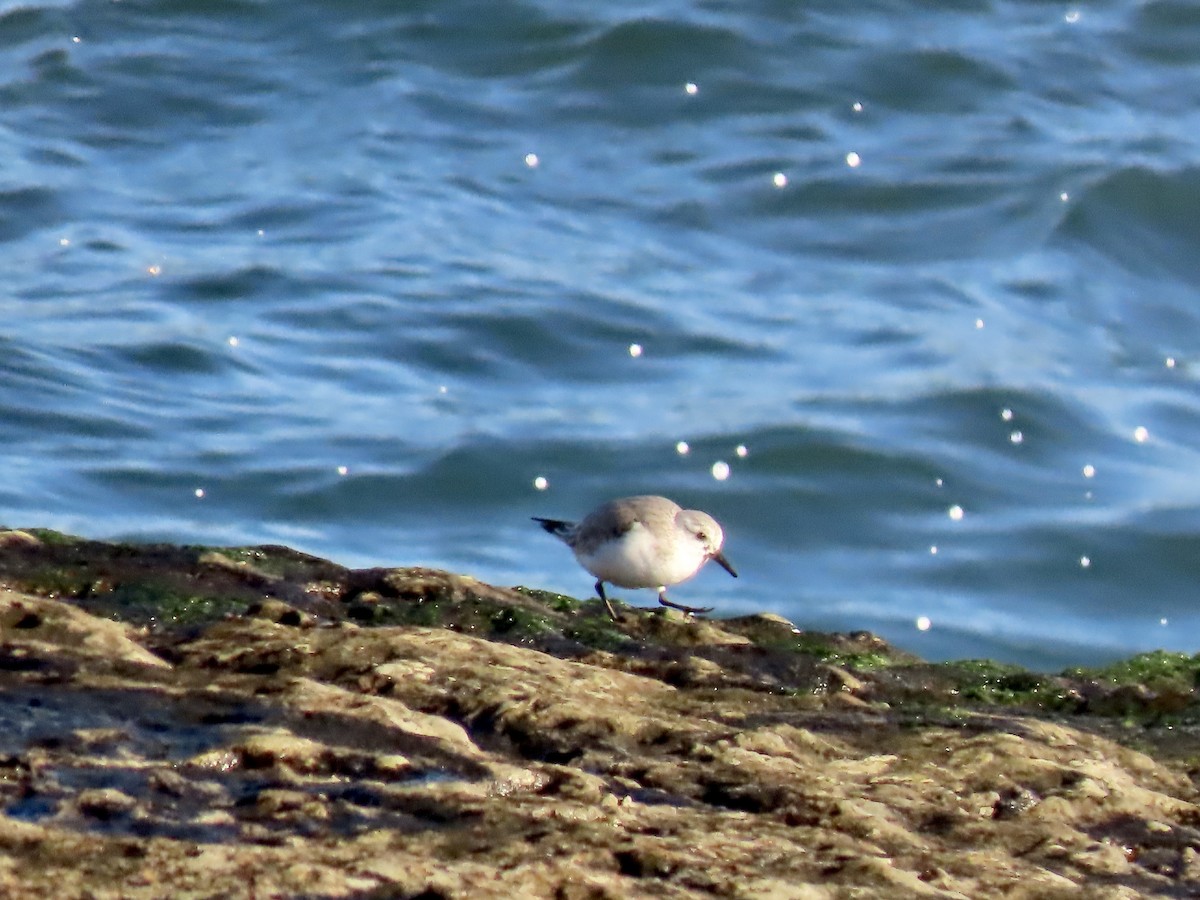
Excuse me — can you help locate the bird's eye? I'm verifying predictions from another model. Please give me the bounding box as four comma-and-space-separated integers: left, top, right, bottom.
695, 530, 706, 541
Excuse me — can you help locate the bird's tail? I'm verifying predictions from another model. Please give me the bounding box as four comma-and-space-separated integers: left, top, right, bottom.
532, 517, 575, 541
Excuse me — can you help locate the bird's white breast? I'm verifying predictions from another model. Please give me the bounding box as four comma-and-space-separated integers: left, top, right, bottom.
575, 521, 707, 589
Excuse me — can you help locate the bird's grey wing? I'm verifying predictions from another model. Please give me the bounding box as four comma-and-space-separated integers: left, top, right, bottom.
567, 501, 642, 557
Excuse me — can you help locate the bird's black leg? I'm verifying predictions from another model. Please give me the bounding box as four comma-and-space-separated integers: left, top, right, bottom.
595, 580, 621, 622
657, 589, 713, 616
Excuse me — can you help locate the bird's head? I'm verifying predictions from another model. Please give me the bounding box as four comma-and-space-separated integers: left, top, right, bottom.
678, 509, 737, 578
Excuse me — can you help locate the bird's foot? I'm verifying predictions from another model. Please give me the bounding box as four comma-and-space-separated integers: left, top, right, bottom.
657, 595, 714, 616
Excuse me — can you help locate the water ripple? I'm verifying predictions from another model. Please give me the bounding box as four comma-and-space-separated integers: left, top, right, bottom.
3, 0, 1200, 667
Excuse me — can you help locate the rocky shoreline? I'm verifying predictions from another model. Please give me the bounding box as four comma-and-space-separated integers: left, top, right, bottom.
0, 528, 1198, 898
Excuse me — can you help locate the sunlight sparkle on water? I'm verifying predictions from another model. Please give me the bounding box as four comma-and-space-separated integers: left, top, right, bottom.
1009, 431, 1023, 444
628, 343, 643, 357
1082, 464, 1095, 478
735, 444, 748, 458
916, 616, 932, 632
194, 488, 205, 499
533, 476, 548, 491
337, 466, 348, 476
1134, 426, 1149, 443
1080, 556, 1091, 568
684, 82, 698, 95
845, 152, 861, 168
676, 441, 690, 456
524, 153, 539, 168
711, 461, 730, 481
773, 172, 788, 188
948, 504, 964, 521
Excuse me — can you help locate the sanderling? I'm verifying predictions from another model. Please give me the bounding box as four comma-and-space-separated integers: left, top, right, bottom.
533, 495, 737, 620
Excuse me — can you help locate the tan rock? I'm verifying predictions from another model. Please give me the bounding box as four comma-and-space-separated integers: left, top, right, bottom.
0, 590, 168, 669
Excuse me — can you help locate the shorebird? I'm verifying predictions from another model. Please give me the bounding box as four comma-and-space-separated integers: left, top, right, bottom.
533, 495, 736, 620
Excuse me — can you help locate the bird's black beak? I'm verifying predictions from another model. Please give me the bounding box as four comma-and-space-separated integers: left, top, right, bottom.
712, 550, 738, 578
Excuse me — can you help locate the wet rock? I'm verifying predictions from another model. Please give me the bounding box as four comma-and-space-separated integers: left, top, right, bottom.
245, 598, 312, 628
994, 786, 1040, 820
1068, 839, 1132, 877
0, 530, 41, 549
76, 787, 138, 820
0, 590, 168, 670
818, 663, 868, 696
0, 534, 1198, 897
237, 730, 333, 773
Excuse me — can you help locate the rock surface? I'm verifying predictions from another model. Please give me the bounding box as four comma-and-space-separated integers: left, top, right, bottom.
0, 529, 1198, 898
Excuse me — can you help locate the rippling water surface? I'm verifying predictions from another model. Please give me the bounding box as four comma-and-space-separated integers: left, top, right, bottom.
4, 0, 1200, 668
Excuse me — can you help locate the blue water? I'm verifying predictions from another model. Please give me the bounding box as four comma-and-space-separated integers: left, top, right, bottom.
4, 0, 1200, 670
